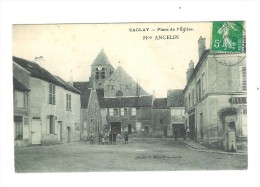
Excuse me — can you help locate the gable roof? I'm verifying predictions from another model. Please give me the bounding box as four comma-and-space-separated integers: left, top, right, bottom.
105, 65, 150, 96
13, 56, 80, 94
91, 49, 113, 67
167, 89, 184, 107
73, 82, 91, 109
98, 96, 153, 108
153, 98, 169, 109
13, 77, 30, 91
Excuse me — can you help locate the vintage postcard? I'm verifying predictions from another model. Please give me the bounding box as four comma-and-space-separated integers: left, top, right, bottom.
13, 21, 248, 172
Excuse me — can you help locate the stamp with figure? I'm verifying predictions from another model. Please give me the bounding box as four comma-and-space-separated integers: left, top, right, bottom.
211, 21, 245, 53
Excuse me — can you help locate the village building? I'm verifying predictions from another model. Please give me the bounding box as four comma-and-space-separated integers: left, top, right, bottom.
73, 82, 102, 140
152, 98, 171, 137
13, 57, 81, 146
183, 37, 247, 151
167, 89, 185, 138
13, 76, 31, 147
89, 50, 153, 135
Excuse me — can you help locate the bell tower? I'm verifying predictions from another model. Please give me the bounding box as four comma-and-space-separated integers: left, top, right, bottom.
89, 49, 114, 90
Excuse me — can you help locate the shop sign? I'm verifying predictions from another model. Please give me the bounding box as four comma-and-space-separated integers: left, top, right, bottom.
229, 97, 247, 104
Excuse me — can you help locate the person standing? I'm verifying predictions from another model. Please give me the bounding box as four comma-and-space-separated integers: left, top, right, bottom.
112, 131, 117, 145
124, 132, 128, 144
186, 128, 190, 141
104, 131, 109, 145
109, 131, 113, 145
98, 131, 102, 144
174, 128, 178, 141
89, 131, 94, 144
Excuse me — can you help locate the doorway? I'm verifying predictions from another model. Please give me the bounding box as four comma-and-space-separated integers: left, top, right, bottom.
128, 124, 132, 134
189, 114, 195, 140
111, 122, 121, 134
199, 113, 203, 141
58, 121, 63, 142
67, 127, 71, 142
31, 120, 42, 145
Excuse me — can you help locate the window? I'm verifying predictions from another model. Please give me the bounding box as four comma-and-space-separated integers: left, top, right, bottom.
114, 108, 119, 116
202, 73, 206, 93
116, 91, 123, 97
95, 68, 100, 79
241, 66, 247, 91
120, 108, 125, 116
101, 68, 105, 79
49, 84, 55, 105
196, 80, 201, 102
48, 115, 56, 134
16, 91, 25, 108
14, 116, 23, 140
132, 108, 136, 116
108, 108, 114, 116
181, 109, 185, 116
192, 88, 195, 106
66, 94, 71, 111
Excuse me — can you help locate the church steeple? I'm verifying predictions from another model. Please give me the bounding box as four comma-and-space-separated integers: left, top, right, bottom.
90, 49, 114, 90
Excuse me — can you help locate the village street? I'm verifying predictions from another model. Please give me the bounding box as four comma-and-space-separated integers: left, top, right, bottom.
15, 138, 247, 172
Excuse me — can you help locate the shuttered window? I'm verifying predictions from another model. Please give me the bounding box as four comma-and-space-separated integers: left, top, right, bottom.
49, 84, 55, 105
241, 66, 247, 91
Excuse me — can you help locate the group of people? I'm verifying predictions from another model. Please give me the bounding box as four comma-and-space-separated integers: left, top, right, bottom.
87, 131, 129, 145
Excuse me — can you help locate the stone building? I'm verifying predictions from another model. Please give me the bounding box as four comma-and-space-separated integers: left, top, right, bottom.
13, 56, 81, 146
13, 77, 31, 147
73, 82, 102, 140
167, 90, 185, 137
183, 37, 247, 150
152, 98, 171, 137
89, 50, 153, 135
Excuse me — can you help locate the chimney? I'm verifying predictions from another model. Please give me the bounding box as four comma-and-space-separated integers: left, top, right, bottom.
69, 70, 73, 85
198, 36, 206, 59
186, 60, 194, 83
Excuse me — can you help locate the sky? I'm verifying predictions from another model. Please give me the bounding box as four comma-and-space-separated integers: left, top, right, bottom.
13, 22, 211, 97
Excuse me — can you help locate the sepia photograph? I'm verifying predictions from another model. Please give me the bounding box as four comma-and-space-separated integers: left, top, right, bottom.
13, 21, 247, 172
1, 1, 260, 187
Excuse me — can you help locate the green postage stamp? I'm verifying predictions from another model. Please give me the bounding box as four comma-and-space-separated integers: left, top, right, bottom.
211, 21, 245, 53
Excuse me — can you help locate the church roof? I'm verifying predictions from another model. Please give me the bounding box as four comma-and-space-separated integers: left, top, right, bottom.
105, 65, 150, 96
73, 82, 91, 109
91, 49, 113, 67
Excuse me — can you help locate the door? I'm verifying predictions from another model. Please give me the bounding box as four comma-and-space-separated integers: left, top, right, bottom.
200, 113, 203, 140
67, 127, 71, 142
58, 121, 63, 141
111, 122, 121, 134
128, 124, 132, 134
189, 114, 195, 140
31, 120, 41, 144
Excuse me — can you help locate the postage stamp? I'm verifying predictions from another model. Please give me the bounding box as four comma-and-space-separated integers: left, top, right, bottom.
211, 21, 245, 53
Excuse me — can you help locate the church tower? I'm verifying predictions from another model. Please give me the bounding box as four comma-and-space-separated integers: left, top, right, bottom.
89, 49, 114, 90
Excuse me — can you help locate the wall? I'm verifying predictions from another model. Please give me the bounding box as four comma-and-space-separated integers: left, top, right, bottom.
151, 109, 171, 137
13, 63, 31, 147
30, 77, 81, 145
81, 89, 102, 140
